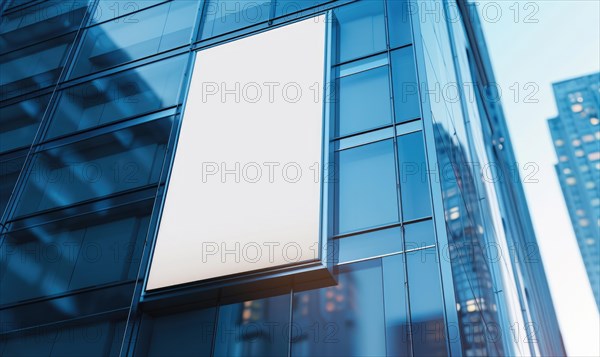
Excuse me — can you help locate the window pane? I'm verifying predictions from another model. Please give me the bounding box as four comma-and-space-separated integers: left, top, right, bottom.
334, 0, 386, 63
337, 64, 392, 137
46, 55, 186, 139
275, 0, 327, 17
0, 94, 51, 153
337, 227, 402, 263
406, 248, 448, 356
387, 0, 412, 48
14, 117, 172, 217
336, 139, 399, 234
392, 46, 421, 123
0, 155, 26, 215
0, 201, 152, 305
71, 1, 197, 77
0, 33, 76, 100
404, 219, 436, 250
382, 254, 410, 357
397, 131, 432, 221
291, 259, 386, 356
201, 0, 271, 40
91, 0, 166, 24
214, 294, 290, 357
135, 308, 217, 357
0, 1, 88, 53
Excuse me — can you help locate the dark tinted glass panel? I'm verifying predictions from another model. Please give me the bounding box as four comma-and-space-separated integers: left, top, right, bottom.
71, 1, 197, 77
336, 139, 398, 234
337, 227, 402, 263
91, 0, 166, 24
0, 33, 76, 100
201, 0, 271, 39
334, 0, 386, 63
46, 55, 186, 139
397, 131, 432, 221
0, 155, 26, 216
337, 64, 392, 137
274, 0, 327, 17
0, 1, 88, 53
406, 248, 447, 356
392, 46, 421, 123
135, 308, 216, 357
404, 219, 436, 250
14, 117, 172, 217
291, 259, 386, 356
0, 202, 151, 305
0, 95, 50, 153
0, 318, 125, 357
382, 254, 410, 357
214, 294, 290, 357
387, 0, 412, 48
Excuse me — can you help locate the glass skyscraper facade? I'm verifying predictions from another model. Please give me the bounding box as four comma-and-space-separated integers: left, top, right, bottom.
0, 1, 565, 356
548, 72, 600, 310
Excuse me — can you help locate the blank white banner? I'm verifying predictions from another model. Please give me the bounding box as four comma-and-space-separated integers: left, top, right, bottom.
147, 15, 327, 290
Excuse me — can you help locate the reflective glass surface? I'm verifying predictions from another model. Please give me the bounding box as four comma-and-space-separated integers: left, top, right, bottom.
291, 259, 386, 357
0, 94, 50, 153
201, 0, 271, 39
275, 0, 327, 17
337, 64, 392, 137
334, 0, 386, 63
14, 117, 172, 217
392, 46, 421, 123
387, 0, 412, 49
91, 0, 166, 24
404, 219, 436, 250
335, 139, 399, 234
71, 1, 197, 77
382, 254, 410, 357
46, 55, 186, 139
0, 154, 26, 216
397, 131, 432, 221
336, 227, 402, 263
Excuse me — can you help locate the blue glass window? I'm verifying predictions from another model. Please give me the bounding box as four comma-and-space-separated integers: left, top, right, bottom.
214, 294, 290, 357
382, 254, 410, 357
404, 219, 436, 250
91, 0, 166, 24
0, 154, 25, 216
336, 139, 399, 234
387, 0, 412, 48
0, 201, 152, 305
291, 259, 386, 356
406, 248, 448, 356
0, 1, 88, 53
14, 117, 172, 217
46, 55, 186, 139
274, 0, 327, 17
0, 94, 50, 153
392, 46, 421, 123
334, 0, 386, 63
337, 227, 402, 263
135, 308, 217, 357
201, 0, 271, 40
337, 61, 392, 137
397, 131, 432, 221
0, 33, 76, 100
71, 1, 198, 77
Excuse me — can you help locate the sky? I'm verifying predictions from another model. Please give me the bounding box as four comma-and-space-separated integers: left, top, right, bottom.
476, 1, 600, 356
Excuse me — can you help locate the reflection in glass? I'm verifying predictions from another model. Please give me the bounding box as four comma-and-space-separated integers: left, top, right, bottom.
0, 155, 26, 216
404, 219, 436, 250
406, 248, 448, 356
334, 0, 386, 63
214, 294, 290, 357
275, 0, 327, 17
0, 94, 50, 153
292, 259, 386, 356
71, 1, 197, 77
46, 55, 186, 139
201, 0, 271, 39
387, 0, 412, 49
91, 0, 165, 24
337, 64, 392, 137
382, 254, 411, 357
392, 46, 421, 123
336, 139, 399, 234
397, 131, 432, 221
336, 227, 402, 263
15, 117, 172, 217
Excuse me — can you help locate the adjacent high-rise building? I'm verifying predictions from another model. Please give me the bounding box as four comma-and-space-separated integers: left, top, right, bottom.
548, 72, 600, 310
1, 1, 565, 356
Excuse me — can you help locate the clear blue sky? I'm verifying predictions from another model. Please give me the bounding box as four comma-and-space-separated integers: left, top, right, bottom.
477, 1, 600, 355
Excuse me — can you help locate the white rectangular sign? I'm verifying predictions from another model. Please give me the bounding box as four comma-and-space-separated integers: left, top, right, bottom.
147, 16, 327, 290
